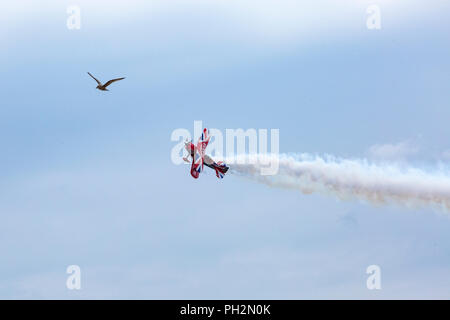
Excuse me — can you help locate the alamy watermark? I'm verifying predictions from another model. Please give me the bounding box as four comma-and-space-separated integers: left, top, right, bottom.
366, 5, 381, 30
66, 265, 81, 290
67, 5, 81, 30
366, 264, 382, 290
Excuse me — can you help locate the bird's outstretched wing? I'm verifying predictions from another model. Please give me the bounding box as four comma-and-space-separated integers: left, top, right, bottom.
103, 77, 125, 88
87, 72, 101, 85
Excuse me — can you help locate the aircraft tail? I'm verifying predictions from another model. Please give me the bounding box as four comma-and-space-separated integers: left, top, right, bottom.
214, 162, 229, 179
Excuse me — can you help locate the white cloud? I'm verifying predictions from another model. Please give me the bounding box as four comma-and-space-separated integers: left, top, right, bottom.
367, 141, 419, 160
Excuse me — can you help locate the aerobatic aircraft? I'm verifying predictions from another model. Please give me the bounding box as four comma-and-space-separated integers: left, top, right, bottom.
183, 128, 229, 179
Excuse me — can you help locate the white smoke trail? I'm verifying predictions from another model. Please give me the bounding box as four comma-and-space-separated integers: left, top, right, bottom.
227, 154, 450, 212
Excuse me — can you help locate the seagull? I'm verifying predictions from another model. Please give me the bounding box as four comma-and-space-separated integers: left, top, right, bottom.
87, 72, 125, 91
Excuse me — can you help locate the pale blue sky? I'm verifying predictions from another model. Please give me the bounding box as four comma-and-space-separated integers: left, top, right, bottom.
1, 0, 450, 298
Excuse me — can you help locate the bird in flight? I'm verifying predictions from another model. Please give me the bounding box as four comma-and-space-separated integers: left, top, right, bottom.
87, 72, 125, 91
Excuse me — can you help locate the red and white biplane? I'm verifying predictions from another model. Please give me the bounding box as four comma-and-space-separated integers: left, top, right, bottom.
183, 128, 229, 179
